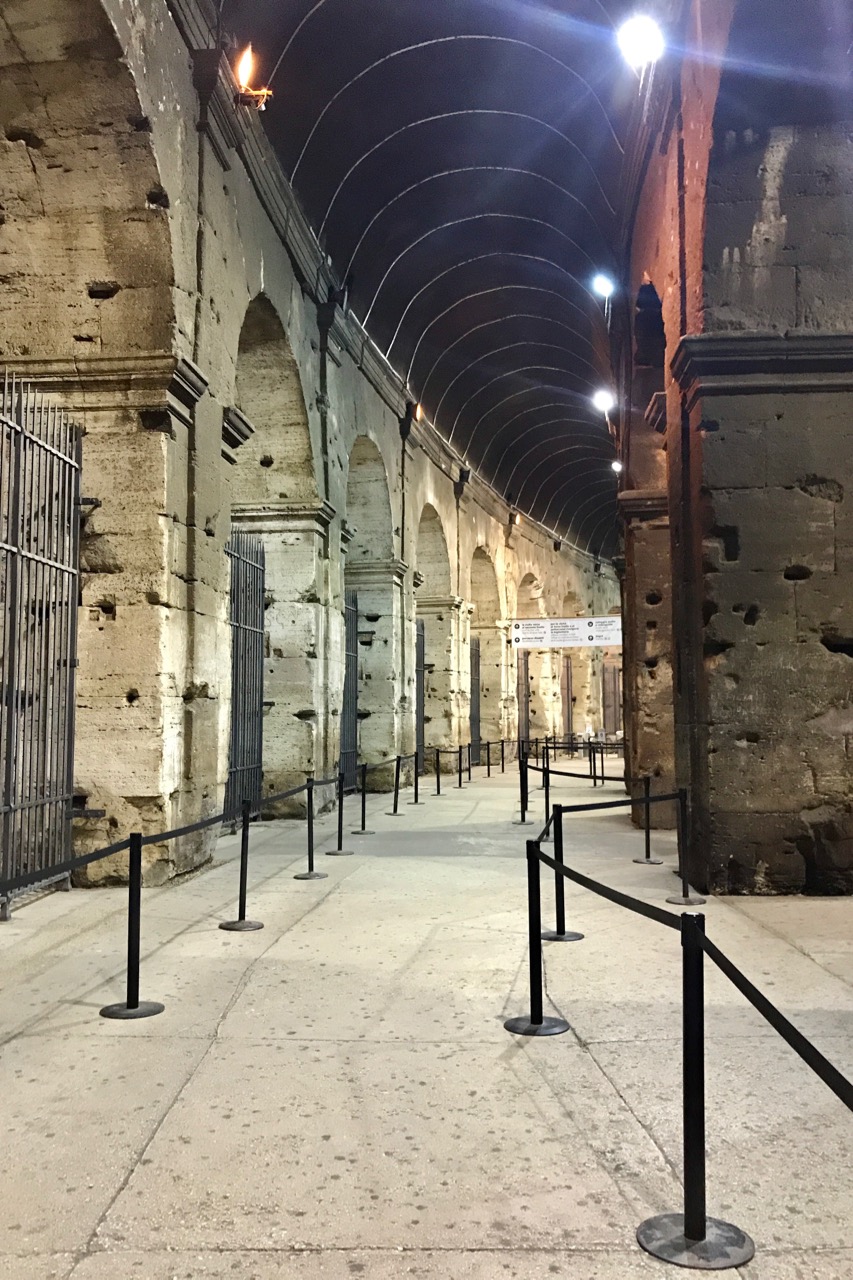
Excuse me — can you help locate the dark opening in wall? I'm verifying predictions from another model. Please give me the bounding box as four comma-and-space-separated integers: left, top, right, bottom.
646, 590, 662, 606
784, 565, 812, 581
711, 525, 740, 562
635, 282, 665, 369
821, 637, 853, 658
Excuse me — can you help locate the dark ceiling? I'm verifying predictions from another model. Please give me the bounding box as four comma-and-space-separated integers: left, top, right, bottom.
226, 0, 642, 557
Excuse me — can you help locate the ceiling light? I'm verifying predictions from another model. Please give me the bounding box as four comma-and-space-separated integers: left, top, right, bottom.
617, 15, 666, 70
592, 274, 615, 299
611, 460, 624, 474
592, 390, 616, 414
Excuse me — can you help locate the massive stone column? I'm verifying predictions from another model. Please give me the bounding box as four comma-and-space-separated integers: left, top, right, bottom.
345, 559, 407, 768
417, 594, 465, 750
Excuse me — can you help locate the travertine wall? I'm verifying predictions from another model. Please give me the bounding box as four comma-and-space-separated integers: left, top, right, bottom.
0, 0, 617, 880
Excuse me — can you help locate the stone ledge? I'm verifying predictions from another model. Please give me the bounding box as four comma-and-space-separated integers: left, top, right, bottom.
617, 489, 669, 520
672, 331, 853, 407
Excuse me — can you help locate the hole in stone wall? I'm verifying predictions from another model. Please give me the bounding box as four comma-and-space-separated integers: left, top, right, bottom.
743, 605, 760, 626
146, 185, 170, 209
259, 455, 274, 468
128, 114, 151, 132
126, 689, 140, 704
646, 620, 658, 630
797, 476, 844, 503
821, 637, 853, 658
704, 640, 734, 657
644, 657, 659, 669
711, 525, 740, 561
700, 419, 720, 433
646, 590, 662, 606
702, 601, 718, 626
784, 565, 812, 580
95, 599, 115, 617
87, 281, 120, 300
6, 127, 44, 149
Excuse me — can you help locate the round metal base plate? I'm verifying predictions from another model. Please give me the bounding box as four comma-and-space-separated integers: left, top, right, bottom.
636, 1213, 755, 1269
634, 857, 664, 865
351, 829, 376, 836
512, 819, 534, 826
100, 1001, 164, 1020
219, 919, 264, 932
541, 930, 584, 942
385, 812, 405, 817
503, 1015, 570, 1037
325, 849, 354, 857
294, 871, 328, 881
407, 801, 426, 806
666, 894, 707, 906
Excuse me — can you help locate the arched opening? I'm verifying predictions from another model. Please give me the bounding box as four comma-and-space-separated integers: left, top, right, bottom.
0, 1, 192, 870
344, 436, 400, 772
515, 573, 554, 743
560, 589, 590, 741
229, 295, 325, 806
470, 548, 505, 750
414, 504, 456, 754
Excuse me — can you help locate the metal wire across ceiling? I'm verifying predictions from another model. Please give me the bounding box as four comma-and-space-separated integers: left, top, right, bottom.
227, 0, 643, 557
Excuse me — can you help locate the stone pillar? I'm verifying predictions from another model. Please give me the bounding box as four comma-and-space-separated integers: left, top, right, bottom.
619, 489, 676, 826
416, 594, 465, 749
346, 559, 407, 770
472, 619, 505, 745
672, 334, 853, 893
231, 500, 335, 806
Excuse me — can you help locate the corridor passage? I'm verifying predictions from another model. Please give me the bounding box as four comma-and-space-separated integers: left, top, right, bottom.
1, 769, 852, 1280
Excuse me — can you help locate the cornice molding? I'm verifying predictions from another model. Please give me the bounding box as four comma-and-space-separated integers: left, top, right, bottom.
672, 332, 853, 408
617, 489, 669, 521
644, 391, 667, 434
221, 405, 254, 464
345, 558, 409, 588
231, 499, 336, 535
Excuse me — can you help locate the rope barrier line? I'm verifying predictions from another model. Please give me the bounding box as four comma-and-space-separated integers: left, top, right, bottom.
702, 934, 853, 1112
536, 844, 681, 931
0, 836, 133, 895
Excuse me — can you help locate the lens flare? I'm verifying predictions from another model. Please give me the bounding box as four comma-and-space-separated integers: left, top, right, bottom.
592, 390, 616, 414
617, 15, 666, 70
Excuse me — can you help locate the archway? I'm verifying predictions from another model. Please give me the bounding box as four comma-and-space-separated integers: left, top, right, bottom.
414, 505, 457, 753
230, 295, 326, 805
0, 1, 195, 870
470, 548, 505, 749
516, 574, 555, 743
344, 437, 400, 770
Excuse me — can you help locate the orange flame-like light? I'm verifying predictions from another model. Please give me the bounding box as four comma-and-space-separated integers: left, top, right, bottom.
236, 45, 254, 91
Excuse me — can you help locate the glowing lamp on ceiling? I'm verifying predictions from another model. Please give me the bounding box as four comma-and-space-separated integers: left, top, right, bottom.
616, 15, 666, 70
234, 46, 273, 111
592, 389, 616, 415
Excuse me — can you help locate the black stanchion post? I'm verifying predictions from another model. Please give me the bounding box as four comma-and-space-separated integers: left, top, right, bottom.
637, 914, 753, 1268
295, 778, 327, 881
542, 806, 583, 943
220, 799, 264, 931
667, 788, 706, 906
634, 774, 663, 866
505, 842, 570, 1036
487, 741, 491, 777
414, 759, 420, 804
100, 833, 164, 1019
543, 748, 550, 826
435, 748, 442, 796
467, 742, 472, 781
514, 752, 532, 825
386, 755, 403, 816
457, 745, 463, 789
501, 739, 505, 773
352, 763, 375, 835
328, 771, 355, 853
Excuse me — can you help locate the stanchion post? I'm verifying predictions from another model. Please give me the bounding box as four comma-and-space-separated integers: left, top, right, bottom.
100, 833, 164, 1019
457, 745, 463, 789
544, 747, 550, 824
414, 758, 420, 804
220, 799, 264, 931
634, 774, 663, 866
505, 842, 570, 1036
487, 741, 491, 777
467, 742, 472, 781
329, 771, 355, 853
361, 764, 367, 831
435, 748, 441, 796
295, 777, 327, 880
501, 739, 505, 773
514, 751, 531, 825
637, 914, 753, 1267
542, 805, 583, 943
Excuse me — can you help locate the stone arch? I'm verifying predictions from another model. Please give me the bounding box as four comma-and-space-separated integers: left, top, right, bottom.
470, 548, 505, 745
414, 504, 456, 749
0, 2, 196, 866
229, 296, 327, 803
232, 295, 319, 506
344, 436, 400, 764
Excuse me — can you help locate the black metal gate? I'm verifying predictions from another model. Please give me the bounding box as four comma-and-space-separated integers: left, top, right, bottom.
415, 617, 426, 774
603, 662, 622, 738
470, 634, 481, 765
0, 373, 81, 891
224, 532, 265, 821
341, 587, 359, 790
562, 655, 573, 743
516, 648, 530, 748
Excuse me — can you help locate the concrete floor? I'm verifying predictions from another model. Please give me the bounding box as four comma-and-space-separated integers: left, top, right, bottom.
1, 763, 852, 1280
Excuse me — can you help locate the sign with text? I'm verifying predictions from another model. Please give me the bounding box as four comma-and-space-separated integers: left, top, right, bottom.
511, 616, 622, 649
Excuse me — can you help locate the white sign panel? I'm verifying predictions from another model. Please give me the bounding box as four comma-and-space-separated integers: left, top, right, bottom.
511, 616, 622, 649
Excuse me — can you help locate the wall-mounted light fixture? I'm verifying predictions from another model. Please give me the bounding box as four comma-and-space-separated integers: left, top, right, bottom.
611, 459, 624, 474
234, 46, 273, 110
592, 389, 616, 415
553, 539, 562, 552
454, 467, 471, 501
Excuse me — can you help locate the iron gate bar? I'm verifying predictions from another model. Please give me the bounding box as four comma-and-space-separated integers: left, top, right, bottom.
224, 532, 265, 822
0, 372, 81, 894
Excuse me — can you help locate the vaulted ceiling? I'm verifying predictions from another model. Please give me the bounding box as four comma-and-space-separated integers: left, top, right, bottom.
227, 0, 644, 557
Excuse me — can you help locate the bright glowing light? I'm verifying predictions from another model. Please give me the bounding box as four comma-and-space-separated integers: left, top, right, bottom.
611, 460, 624, 474
415, 402, 423, 422
592, 274, 615, 299
617, 15, 666, 70
236, 45, 254, 90
592, 390, 616, 414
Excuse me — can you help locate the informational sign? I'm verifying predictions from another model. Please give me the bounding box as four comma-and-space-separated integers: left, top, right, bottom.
511, 616, 622, 649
